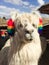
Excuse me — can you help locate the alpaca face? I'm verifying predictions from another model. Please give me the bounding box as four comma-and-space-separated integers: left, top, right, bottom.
21, 17, 37, 41
14, 14, 39, 42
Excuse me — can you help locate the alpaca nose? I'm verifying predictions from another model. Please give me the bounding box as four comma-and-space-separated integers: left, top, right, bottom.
29, 30, 34, 34
25, 29, 34, 34
25, 30, 30, 34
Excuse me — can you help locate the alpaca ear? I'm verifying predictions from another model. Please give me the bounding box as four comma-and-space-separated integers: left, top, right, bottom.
10, 11, 19, 21
7, 19, 15, 36
32, 11, 43, 34
7, 11, 19, 36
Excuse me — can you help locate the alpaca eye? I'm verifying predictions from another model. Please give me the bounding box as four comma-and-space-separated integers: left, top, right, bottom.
32, 24, 37, 28
32, 24, 35, 27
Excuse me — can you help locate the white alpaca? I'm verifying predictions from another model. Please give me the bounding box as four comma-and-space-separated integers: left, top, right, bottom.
8, 12, 42, 65
0, 11, 47, 65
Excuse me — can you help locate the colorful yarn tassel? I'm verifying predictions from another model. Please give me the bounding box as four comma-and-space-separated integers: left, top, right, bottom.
7, 19, 15, 36
1, 31, 5, 38
38, 18, 43, 34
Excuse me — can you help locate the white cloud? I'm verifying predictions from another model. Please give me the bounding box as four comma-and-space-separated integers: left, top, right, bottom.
37, 0, 45, 5
0, 5, 21, 18
29, 4, 36, 10
4, 0, 22, 5
4, 0, 39, 12
4, 0, 29, 6
0, 12, 10, 18
22, 1, 29, 6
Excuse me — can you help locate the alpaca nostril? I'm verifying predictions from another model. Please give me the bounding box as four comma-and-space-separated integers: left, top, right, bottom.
25, 30, 30, 34
32, 30, 34, 32
25, 30, 34, 34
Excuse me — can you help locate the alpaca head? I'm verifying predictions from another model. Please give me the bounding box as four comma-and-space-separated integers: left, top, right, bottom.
13, 12, 42, 43
8, 11, 43, 44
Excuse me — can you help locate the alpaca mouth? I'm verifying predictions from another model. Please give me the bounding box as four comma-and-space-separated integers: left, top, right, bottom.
25, 33, 33, 41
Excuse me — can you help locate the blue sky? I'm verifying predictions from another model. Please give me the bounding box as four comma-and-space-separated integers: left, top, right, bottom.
0, 0, 49, 17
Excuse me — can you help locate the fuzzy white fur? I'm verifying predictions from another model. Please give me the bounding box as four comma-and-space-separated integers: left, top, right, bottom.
0, 11, 47, 65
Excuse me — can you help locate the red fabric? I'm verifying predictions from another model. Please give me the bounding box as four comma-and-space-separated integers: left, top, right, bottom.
39, 18, 43, 24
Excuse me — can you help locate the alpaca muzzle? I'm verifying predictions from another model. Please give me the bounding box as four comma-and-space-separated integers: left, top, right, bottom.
25, 29, 34, 41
